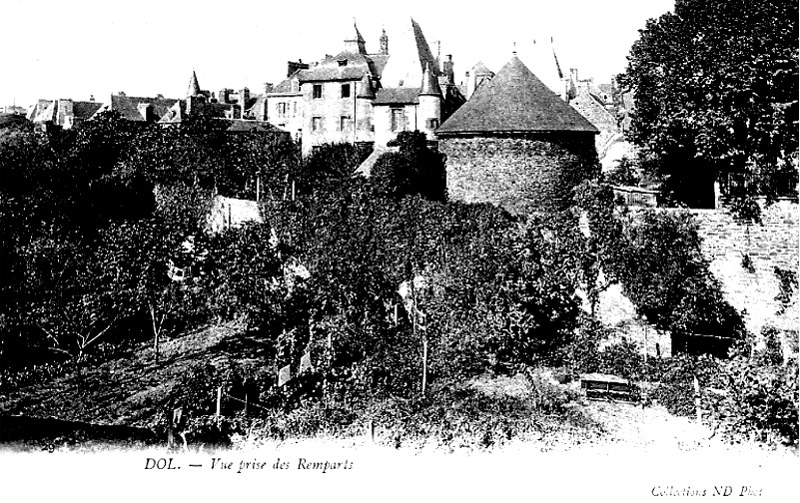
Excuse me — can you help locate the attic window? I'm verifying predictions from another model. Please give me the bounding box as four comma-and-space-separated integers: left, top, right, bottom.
338, 59, 347, 67
341, 83, 350, 98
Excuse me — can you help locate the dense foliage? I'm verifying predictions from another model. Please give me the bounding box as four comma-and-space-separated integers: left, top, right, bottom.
3, 113, 792, 448
618, 0, 799, 209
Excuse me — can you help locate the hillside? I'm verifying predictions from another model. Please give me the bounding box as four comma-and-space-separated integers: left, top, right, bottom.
2, 321, 795, 459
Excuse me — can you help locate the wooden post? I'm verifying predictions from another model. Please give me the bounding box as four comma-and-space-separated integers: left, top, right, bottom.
256, 176, 260, 202
244, 392, 248, 417
693, 374, 701, 423
216, 386, 222, 419
369, 419, 375, 443
291, 180, 296, 201
422, 336, 428, 398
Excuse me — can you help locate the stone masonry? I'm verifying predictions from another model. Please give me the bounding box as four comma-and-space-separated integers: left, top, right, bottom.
440, 134, 599, 214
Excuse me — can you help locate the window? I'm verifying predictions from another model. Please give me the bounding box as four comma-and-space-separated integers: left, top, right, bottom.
292, 102, 297, 116
312, 84, 322, 99
340, 115, 352, 131
277, 102, 287, 117
425, 118, 439, 129
338, 59, 347, 67
341, 83, 350, 98
391, 108, 405, 132
311, 117, 322, 132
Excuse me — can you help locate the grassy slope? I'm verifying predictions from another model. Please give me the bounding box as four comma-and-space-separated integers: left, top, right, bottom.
1, 322, 796, 458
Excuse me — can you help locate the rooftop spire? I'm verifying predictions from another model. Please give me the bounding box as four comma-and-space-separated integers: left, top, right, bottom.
420, 62, 442, 96
345, 19, 367, 54
357, 72, 375, 99
187, 70, 201, 97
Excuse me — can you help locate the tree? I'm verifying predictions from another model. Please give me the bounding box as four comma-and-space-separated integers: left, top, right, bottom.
371, 131, 447, 201
618, 0, 798, 209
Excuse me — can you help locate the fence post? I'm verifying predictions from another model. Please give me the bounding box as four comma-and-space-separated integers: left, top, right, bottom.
693, 374, 701, 424
216, 386, 222, 419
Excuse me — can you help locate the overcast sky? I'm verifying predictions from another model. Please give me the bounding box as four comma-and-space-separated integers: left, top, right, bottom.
0, 0, 675, 108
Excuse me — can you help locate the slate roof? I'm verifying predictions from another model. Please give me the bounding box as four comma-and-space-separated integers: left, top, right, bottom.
188, 71, 201, 97
356, 73, 375, 99
72, 101, 103, 120
297, 52, 384, 83
30, 100, 55, 123
471, 61, 492, 75
226, 120, 285, 133
437, 56, 599, 135
374, 88, 419, 105
106, 95, 179, 121
420, 64, 441, 96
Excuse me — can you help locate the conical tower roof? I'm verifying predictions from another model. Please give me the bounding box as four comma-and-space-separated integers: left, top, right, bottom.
379, 17, 438, 88
437, 56, 598, 135
419, 63, 441, 96
344, 20, 367, 54
357, 72, 375, 99
187, 70, 201, 97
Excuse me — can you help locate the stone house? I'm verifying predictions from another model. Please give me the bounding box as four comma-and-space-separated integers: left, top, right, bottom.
437, 54, 599, 214
260, 19, 464, 156
27, 97, 102, 129
568, 86, 621, 158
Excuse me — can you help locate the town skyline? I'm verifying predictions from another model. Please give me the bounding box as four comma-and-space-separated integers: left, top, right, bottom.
0, 0, 675, 108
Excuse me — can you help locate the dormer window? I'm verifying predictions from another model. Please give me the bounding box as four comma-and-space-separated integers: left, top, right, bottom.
338, 59, 347, 67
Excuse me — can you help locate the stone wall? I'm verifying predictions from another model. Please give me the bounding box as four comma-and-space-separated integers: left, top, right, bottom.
586, 201, 798, 358
440, 133, 599, 214
683, 201, 799, 339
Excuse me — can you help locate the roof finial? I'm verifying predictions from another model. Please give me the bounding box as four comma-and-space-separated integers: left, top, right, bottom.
512, 41, 517, 56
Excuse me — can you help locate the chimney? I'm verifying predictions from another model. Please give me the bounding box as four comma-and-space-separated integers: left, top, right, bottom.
442, 55, 454, 85
264, 82, 274, 94
379, 28, 388, 55
89, 94, 95, 102
238, 88, 250, 119
287, 60, 309, 77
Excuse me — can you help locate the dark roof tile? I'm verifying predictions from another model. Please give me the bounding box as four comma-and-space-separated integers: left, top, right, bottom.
108, 95, 179, 121
374, 88, 419, 105
437, 56, 598, 135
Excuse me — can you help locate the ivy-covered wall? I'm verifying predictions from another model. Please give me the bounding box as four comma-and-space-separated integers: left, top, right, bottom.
440, 133, 599, 214
685, 201, 799, 339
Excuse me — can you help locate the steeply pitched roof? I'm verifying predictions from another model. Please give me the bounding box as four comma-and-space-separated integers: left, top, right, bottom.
357, 73, 375, 99
374, 88, 419, 105
30, 100, 56, 123
188, 70, 201, 97
107, 95, 178, 121
471, 61, 493, 75
72, 101, 103, 120
379, 18, 439, 88
297, 52, 375, 82
437, 56, 598, 135
420, 63, 441, 96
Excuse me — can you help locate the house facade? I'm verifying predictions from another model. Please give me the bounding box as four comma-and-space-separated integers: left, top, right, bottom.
260, 19, 464, 156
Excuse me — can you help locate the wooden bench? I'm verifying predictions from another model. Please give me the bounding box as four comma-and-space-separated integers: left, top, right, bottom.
580, 373, 635, 401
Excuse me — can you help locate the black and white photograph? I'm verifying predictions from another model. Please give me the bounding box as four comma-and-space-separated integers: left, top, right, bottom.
0, 0, 797, 501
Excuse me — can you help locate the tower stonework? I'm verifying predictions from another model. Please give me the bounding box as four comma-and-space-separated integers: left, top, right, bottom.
418, 63, 442, 141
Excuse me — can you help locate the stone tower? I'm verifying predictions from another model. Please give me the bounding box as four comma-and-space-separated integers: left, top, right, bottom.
418, 63, 442, 140
356, 72, 376, 142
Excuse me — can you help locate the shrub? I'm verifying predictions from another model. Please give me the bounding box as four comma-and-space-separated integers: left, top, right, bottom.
704, 357, 798, 446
